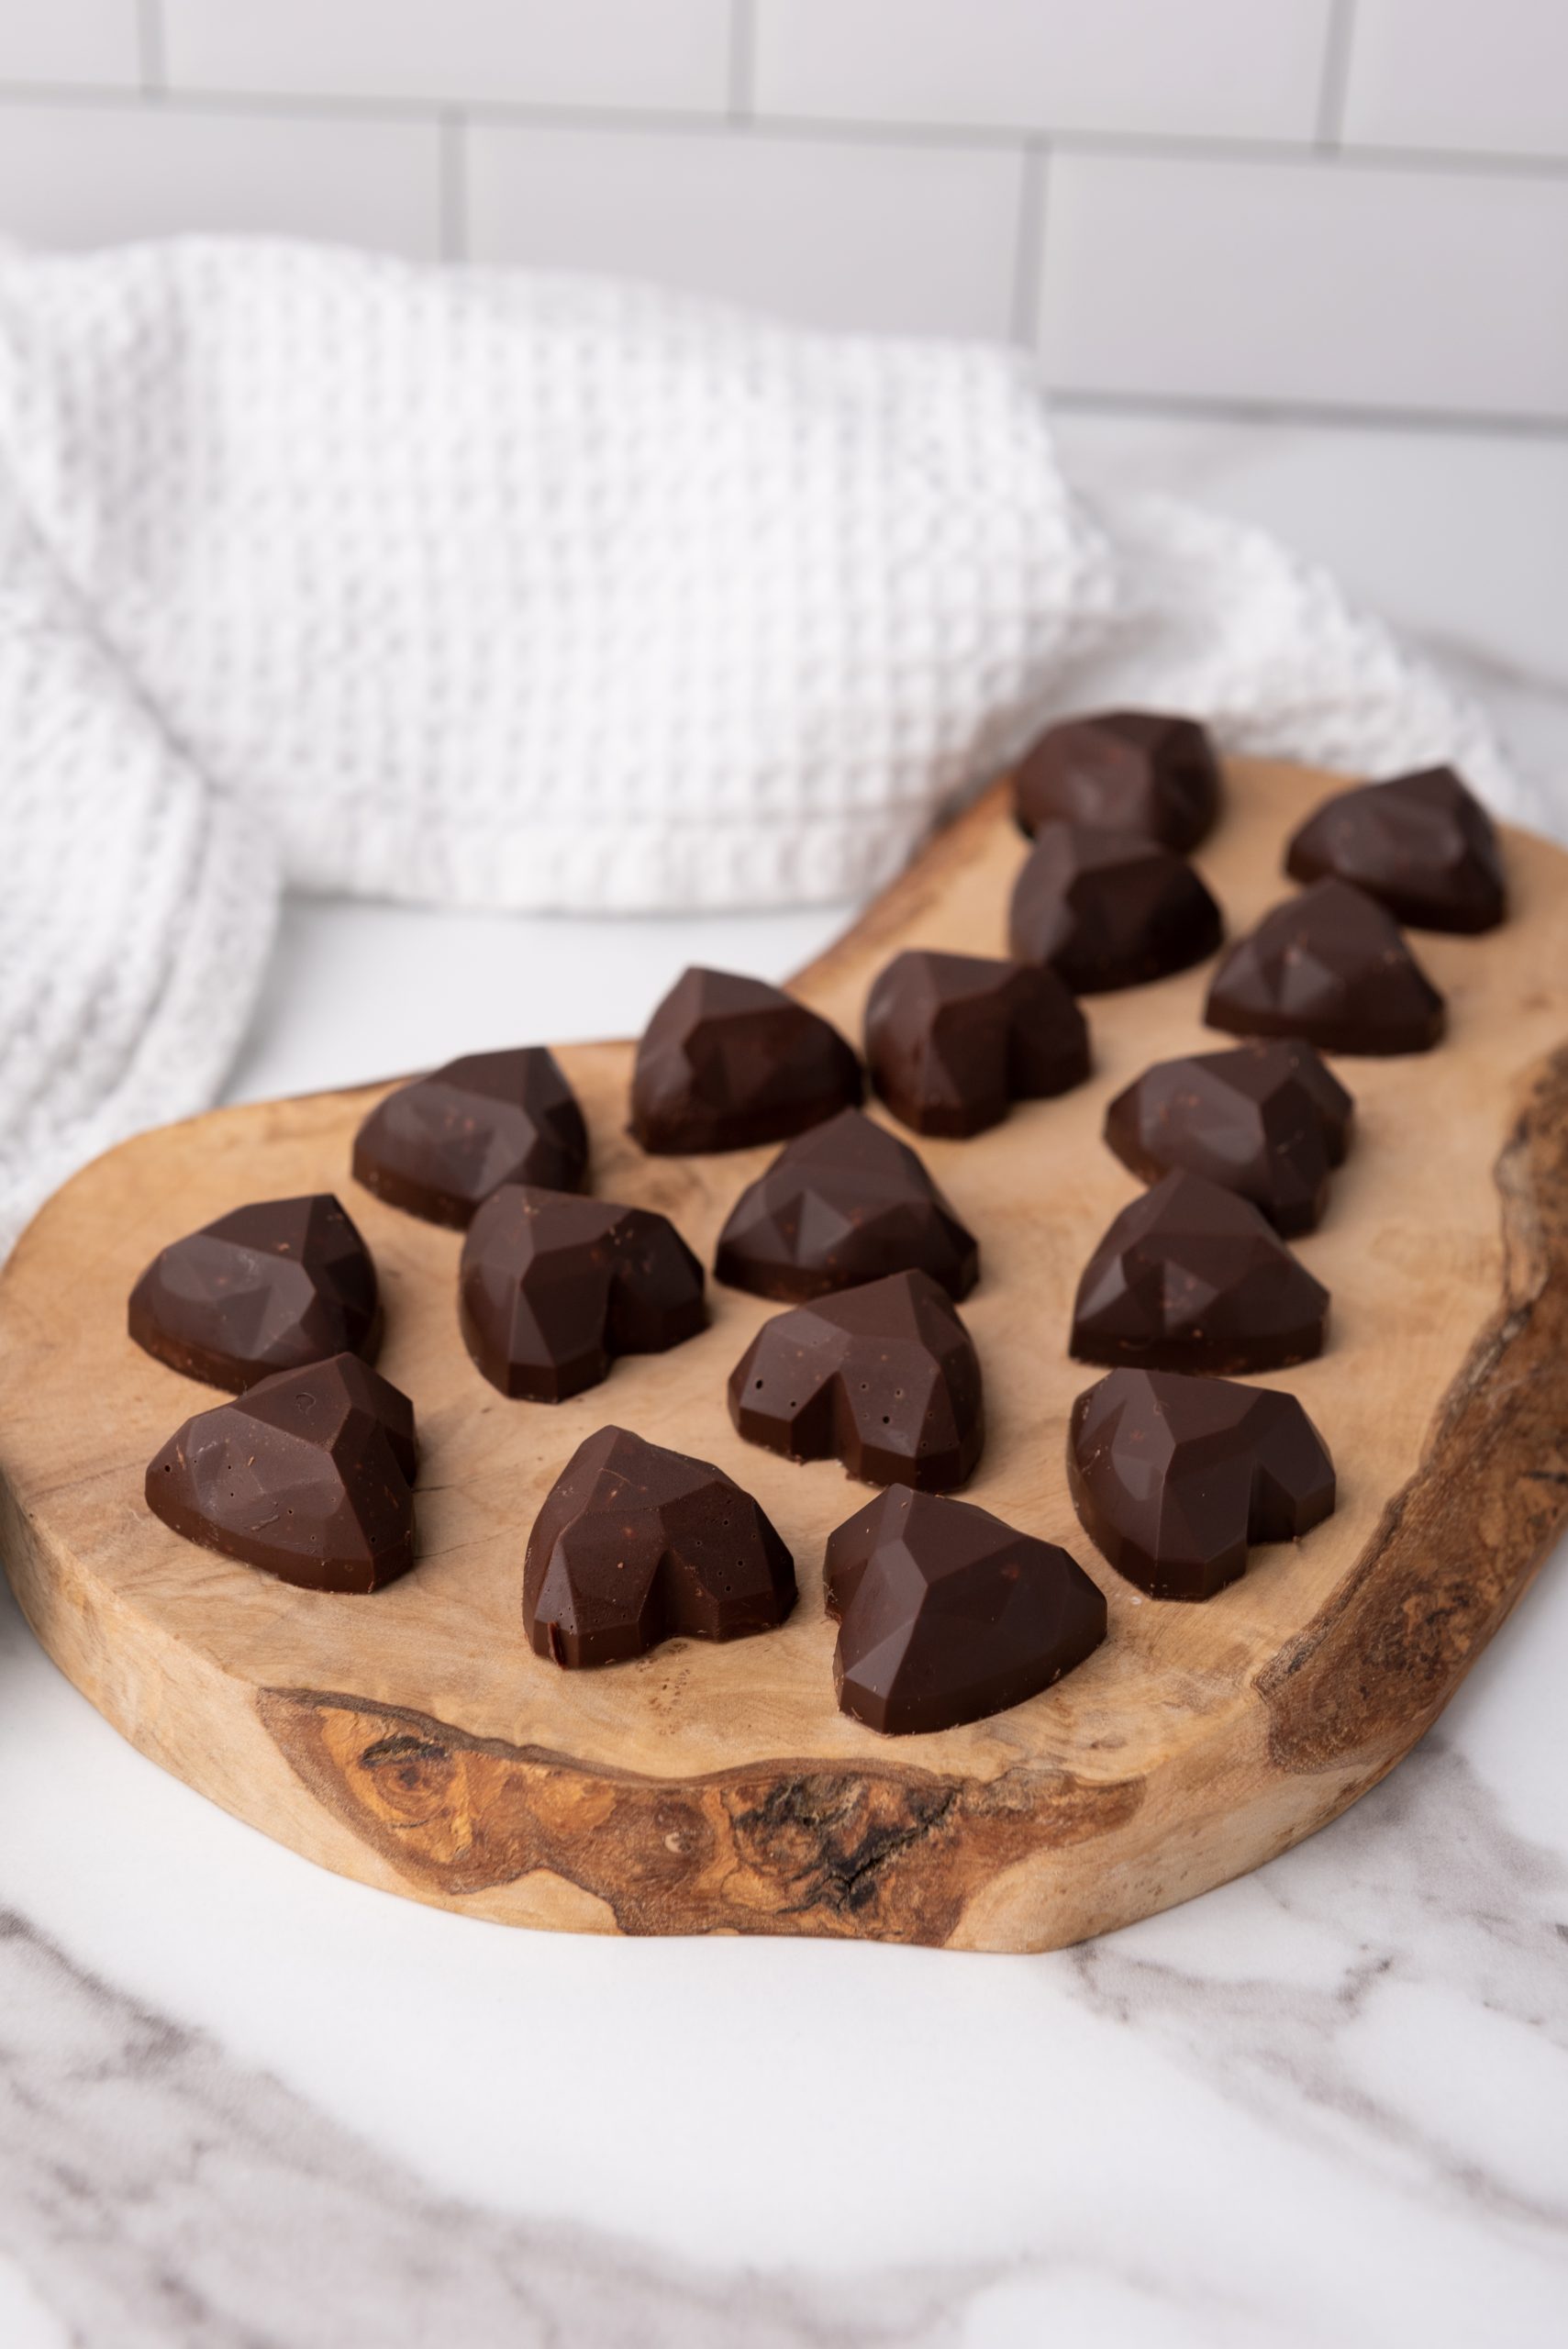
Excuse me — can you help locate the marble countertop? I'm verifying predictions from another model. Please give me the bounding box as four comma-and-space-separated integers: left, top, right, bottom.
5, 417, 1567, 2348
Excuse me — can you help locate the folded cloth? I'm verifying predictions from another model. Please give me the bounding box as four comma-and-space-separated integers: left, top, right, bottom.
0, 238, 1537, 1250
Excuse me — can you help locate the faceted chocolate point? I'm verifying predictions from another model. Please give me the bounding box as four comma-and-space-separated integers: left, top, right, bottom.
714, 1108, 979, 1305
524, 1425, 796, 1667
1014, 710, 1221, 852
864, 950, 1089, 1138
128, 1194, 380, 1392
1206, 878, 1445, 1055
728, 1269, 984, 1492
1070, 1169, 1329, 1375
629, 966, 862, 1154
1285, 765, 1506, 934
825, 1486, 1106, 1735
1008, 823, 1223, 994
460, 1186, 706, 1402
1104, 1039, 1354, 1237
351, 1047, 588, 1229
1069, 1366, 1335, 1601
145, 1353, 417, 1594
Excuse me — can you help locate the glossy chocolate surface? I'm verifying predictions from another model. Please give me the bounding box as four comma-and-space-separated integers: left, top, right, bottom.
128, 1194, 379, 1391
145, 1353, 417, 1594
728, 1269, 984, 1491
1071, 1169, 1329, 1375
864, 949, 1089, 1138
629, 967, 862, 1154
524, 1425, 795, 1666
1013, 710, 1221, 852
1206, 878, 1445, 1055
714, 1108, 979, 1304
825, 1486, 1106, 1735
1069, 1366, 1335, 1600
352, 1048, 588, 1229
1008, 822, 1223, 994
1285, 765, 1506, 934
1104, 1039, 1353, 1236
459, 1186, 705, 1401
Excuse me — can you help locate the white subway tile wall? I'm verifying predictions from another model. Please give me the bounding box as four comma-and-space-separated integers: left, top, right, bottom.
0, 0, 1563, 424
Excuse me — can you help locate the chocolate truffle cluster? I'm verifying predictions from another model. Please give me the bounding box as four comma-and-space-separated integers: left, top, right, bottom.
128, 713, 1507, 1745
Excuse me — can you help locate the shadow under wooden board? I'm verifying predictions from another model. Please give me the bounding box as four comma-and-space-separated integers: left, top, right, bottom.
3, 759, 1567, 1952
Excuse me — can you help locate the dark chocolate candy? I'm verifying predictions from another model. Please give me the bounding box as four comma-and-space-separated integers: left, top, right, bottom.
1206, 878, 1445, 1055
459, 1186, 705, 1401
714, 1108, 979, 1304
1008, 823, 1223, 993
128, 1194, 379, 1391
145, 1353, 417, 1594
1104, 1039, 1353, 1237
524, 1424, 795, 1666
1013, 710, 1221, 852
863, 949, 1089, 1138
728, 1269, 984, 1492
1071, 1169, 1329, 1374
629, 967, 862, 1154
352, 1047, 588, 1229
1069, 1367, 1335, 1600
825, 1486, 1106, 1735
1285, 765, 1505, 934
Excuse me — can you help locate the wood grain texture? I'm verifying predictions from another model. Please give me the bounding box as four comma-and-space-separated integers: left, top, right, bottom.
2, 758, 1566, 1951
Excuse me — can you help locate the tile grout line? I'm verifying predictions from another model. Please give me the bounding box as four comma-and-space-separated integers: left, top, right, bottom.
727, 0, 755, 122
439, 111, 466, 264
1316, 0, 1360, 150
1008, 141, 1050, 351
135, 0, 165, 99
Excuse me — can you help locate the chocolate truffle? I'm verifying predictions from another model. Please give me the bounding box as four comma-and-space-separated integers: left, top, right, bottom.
128, 1194, 379, 1391
459, 1186, 705, 1401
1206, 879, 1445, 1055
825, 1486, 1106, 1735
629, 967, 862, 1154
1008, 823, 1223, 993
524, 1425, 795, 1666
1070, 1169, 1329, 1375
145, 1353, 417, 1594
863, 950, 1089, 1138
728, 1269, 983, 1491
1069, 1366, 1335, 1600
352, 1047, 588, 1229
1013, 710, 1221, 852
714, 1108, 979, 1304
1104, 1039, 1353, 1237
1285, 765, 1506, 934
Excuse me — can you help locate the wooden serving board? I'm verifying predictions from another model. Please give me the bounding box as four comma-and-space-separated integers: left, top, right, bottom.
3, 760, 1567, 1952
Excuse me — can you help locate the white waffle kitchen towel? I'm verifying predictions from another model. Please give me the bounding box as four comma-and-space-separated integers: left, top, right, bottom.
0, 239, 1539, 1249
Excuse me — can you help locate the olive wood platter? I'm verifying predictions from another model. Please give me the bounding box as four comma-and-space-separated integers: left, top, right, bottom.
3, 759, 1566, 1952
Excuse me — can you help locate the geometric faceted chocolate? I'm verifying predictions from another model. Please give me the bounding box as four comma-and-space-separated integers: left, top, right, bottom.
824, 1485, 1106, 1735
728, 1269, 984, 1492
629, 966, 862, 1153
459, 1186, 706, 1402
144, 1353, 417, 1594
1285, 764, 1506, 934
351, 1047, 588, 1229
1070, 1169, 1329, 1375
1206, 878, 1445, 1055
863, 949, 1090, 1138
524, 1424, 796, 1667
1104, 1039, 1354, 1237
1068, 1366, 1335, 1600
1008, 822, 1224, 993
128, 1194, 379, 1392
713, 1108, 979, 1305
1013, 709, 1222, 852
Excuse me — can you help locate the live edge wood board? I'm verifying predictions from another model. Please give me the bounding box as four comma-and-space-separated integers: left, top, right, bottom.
3, 760, 1567, 1952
